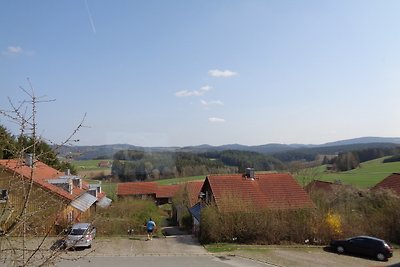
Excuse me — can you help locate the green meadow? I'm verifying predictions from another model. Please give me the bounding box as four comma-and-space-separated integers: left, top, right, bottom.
155, 175, 205, 185
72, 159, 112, 172
315, 157, 400, 188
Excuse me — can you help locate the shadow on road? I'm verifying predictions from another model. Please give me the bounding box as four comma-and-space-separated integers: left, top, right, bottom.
322, 246, 392, 263
50, 239, 65, 251
162, 226, 188, 236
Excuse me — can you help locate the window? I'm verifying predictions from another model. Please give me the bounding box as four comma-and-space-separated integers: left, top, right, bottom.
67, 210, 74, 223
0, 189, 8, 203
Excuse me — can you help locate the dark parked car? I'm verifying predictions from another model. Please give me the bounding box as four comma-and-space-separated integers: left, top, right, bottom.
330, 236, 393, 261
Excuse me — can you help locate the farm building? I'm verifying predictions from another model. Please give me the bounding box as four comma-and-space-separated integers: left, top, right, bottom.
116, 182, 180, 205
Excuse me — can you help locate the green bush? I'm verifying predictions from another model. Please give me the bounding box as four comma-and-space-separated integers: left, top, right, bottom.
310, 187, 400, 244
199, 203, 314, 244
95, 198, 162, 236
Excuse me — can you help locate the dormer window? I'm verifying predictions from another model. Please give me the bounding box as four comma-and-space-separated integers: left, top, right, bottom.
0, 189, 8, 203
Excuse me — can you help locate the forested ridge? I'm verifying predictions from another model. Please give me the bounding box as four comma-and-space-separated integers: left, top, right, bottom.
111, 149, 284, 182
112, 144, 400, 182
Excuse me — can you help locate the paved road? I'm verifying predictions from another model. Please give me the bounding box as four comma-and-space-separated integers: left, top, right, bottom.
55, 235, 273, 267
57, 255, 272, 267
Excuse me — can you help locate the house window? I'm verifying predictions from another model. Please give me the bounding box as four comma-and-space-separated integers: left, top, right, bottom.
0, 189, 8, 203
67, 210, 74, 223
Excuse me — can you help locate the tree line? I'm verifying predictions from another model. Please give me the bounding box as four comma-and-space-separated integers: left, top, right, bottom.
0, 125, 76, 173
112, 149, 284, 182
111, 145, 400, 181
327, 147, 400, 171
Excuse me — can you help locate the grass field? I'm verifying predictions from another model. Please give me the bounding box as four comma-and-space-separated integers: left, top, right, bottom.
315, 157, 400, 188
71, 159, 112, 178
72, 159, 112, 171
156, 175, 205, 185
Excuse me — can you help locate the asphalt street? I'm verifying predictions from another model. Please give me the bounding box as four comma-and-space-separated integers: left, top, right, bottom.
57, 255, 273, 267
55, 235, 272, 267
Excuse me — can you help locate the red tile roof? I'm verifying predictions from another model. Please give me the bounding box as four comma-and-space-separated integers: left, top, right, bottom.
304, 180, 344, 193
156, 184, 180, 198
0, 159, 86, 201
372, 173, 400, 195
117, 182, 185, 199
117, 182, 158, 196
185, 180, 204, 206
204, 173, 315, 211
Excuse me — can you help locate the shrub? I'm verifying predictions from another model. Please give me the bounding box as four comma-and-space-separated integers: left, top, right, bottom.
95, 198, 162, 236
199, 203, 314, 244
325, 212, 342, 238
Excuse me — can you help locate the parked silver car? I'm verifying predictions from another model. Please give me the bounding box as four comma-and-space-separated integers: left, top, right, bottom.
65, 223, 96, 249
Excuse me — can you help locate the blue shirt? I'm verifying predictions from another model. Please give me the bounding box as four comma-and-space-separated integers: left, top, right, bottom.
146, 220, 155, 230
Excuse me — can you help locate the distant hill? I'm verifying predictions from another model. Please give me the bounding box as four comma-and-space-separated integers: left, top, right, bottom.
320, 137, 400, 147
56, 144, 179, 160
56, 136, 400, 160
180, 143, 308, 154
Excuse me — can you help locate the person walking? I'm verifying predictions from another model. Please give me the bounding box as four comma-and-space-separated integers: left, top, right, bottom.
146, 218, 156, 240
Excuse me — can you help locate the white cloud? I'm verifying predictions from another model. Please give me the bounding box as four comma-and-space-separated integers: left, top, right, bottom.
8, 46, 22, 54
175, 85, 212, 97
208, 69, 238, 78
208, 117, 225, 123
2, 46, 34, 56
200, 99, 224, 106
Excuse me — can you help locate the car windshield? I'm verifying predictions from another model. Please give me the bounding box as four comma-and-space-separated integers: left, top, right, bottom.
70, 229, 86, 235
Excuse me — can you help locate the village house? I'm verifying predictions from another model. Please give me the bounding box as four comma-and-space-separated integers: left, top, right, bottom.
116, 181, 180, 205
199, 170, 315, 212
173, 180, 204, 232
372, 173, 400, 195
178, 170, 316, 236
304, 179, 348, 194
97, 161, 112, 168
0, 157, 111, 234
184, 180, 204, 234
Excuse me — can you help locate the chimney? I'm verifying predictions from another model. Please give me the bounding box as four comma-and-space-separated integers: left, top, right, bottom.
65, 169, 71, 176
68, 180, 73, 194
245, 168, 255, 180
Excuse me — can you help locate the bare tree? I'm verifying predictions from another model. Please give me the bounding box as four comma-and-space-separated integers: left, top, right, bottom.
0, 79, 87, 266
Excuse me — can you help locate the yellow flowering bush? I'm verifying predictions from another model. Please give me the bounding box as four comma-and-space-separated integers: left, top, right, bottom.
326, 212, 342, 237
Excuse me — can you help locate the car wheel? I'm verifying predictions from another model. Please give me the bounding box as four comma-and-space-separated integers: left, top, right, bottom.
376, 253, 386, 261
336, 246, 345, 254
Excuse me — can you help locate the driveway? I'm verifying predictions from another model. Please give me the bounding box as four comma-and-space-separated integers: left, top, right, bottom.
57, 235, 273, 267
80, 235, 208, 256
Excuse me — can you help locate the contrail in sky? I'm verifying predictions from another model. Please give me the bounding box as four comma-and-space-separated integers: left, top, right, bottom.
84, 0, 96, 34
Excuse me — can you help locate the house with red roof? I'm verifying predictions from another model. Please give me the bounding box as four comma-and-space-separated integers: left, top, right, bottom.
116, 182, 180, 205
304, 180, 348, 194
173, 180, 204, 231
372, 173, 400, 196
200, 171, 315, 212
0, 158, 111, 234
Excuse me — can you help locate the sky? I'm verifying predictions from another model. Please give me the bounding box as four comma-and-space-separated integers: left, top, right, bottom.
1, 1, 400, 147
